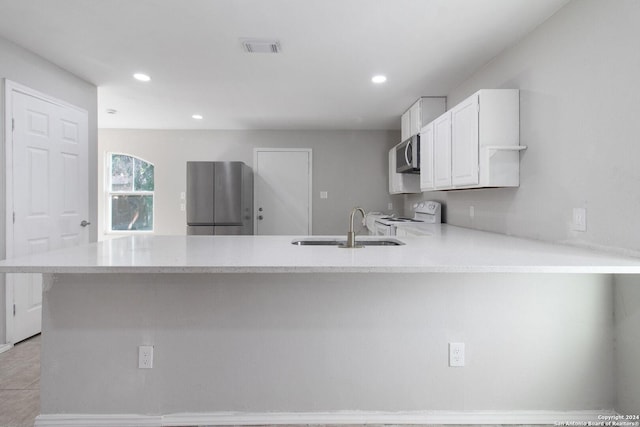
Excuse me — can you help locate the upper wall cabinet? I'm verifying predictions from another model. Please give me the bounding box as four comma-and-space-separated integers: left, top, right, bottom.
392, 97, 446, 195
420, 113, 453, 191
420, 89, 525, 192
419, 122, 435, 191
433, 112, 453, 190
451, 94, 480, 187
400, 97, 447, 142
401, 112, 411, 142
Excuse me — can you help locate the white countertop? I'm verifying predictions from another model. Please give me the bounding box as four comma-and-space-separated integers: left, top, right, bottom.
1, 225, 640, 274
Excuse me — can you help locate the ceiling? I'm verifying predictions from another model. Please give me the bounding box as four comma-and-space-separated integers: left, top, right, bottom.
0, 0, 570, 130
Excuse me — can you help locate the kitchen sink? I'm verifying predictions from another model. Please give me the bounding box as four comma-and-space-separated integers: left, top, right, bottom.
291, 237, 405, 246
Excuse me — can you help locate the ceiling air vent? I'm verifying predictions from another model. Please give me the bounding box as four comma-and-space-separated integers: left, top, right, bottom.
241, 38, 281, 54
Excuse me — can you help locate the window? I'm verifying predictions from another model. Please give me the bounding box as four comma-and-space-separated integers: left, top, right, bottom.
108, 153, 154, 232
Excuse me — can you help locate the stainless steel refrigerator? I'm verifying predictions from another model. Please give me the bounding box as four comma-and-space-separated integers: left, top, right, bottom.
186, 161, 253, 235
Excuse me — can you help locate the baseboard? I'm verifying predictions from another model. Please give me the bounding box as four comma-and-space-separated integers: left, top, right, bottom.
0, 342, 13, 354
35, 409, 619, 426
35, 414, 162, 426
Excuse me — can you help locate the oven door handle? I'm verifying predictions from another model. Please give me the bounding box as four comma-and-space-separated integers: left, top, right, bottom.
375, 222, 393, 236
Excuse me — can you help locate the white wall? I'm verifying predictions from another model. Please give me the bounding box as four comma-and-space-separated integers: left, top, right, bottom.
0, 36, 98, 344
98, 129, 401, 238
614, 275, 640, 414
407, 0, 640, 255
41, 272, 614, 415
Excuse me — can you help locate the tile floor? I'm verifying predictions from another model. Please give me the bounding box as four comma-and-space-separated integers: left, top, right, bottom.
0, 334, 40, 427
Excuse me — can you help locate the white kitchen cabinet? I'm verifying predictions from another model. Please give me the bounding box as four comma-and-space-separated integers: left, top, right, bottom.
400, 97, 447, 141
389, 147, 420, 194
451, 94, 480, 187
421, 89, 523, 192
433, 111, 452, 189
409, 102, 421, 137
452, 89, 522, 189
401, 111, 411, 142
419, 122, 435, 191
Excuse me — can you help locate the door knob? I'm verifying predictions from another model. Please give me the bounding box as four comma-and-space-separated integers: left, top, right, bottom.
258, 207, 263, 212
80, 220, 91, 227
258, 215, 263, 220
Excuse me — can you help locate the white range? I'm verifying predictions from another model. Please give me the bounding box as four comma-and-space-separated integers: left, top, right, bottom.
373, 201, 441, 236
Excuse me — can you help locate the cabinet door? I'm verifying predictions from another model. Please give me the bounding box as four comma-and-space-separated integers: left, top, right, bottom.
389, 149, 398, 194
451, 94, 479, 187
401, 111, 411, 141
409, 102, 421, 136
419, 123, 435, 191
433, 112, 452, 189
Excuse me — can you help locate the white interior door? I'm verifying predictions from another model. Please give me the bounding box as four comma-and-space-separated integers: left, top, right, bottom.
254, 149, 312, 235
6, 82, 89, 343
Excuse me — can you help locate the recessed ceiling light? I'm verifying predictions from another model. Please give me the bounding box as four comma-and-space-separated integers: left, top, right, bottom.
371, 75, 387, 84
133, 73, 151, 82
192, 114, 203, 120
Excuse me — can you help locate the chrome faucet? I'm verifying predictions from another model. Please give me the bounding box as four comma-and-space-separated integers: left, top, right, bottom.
340, 207, 366, 248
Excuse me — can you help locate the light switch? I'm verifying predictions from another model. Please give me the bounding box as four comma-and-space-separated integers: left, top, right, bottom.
320, 191, 328, 199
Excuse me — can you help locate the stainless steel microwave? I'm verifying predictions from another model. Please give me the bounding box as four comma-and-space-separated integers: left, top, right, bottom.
396, 134, 420, 173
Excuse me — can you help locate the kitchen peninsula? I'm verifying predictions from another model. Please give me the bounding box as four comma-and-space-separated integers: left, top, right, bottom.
1, 226, 639, 426
4, 226, 640, 273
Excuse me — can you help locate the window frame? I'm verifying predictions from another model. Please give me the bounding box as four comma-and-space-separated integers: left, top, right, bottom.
106, 152, 155, 234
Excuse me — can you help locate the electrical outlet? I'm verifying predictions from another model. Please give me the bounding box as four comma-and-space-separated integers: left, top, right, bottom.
572, 207, 587, 232
449, 342, 465, 367
388, 202, 393, 210
320, 191, 328, 199
138, 345, 154, 369
180, 203, 185, 212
